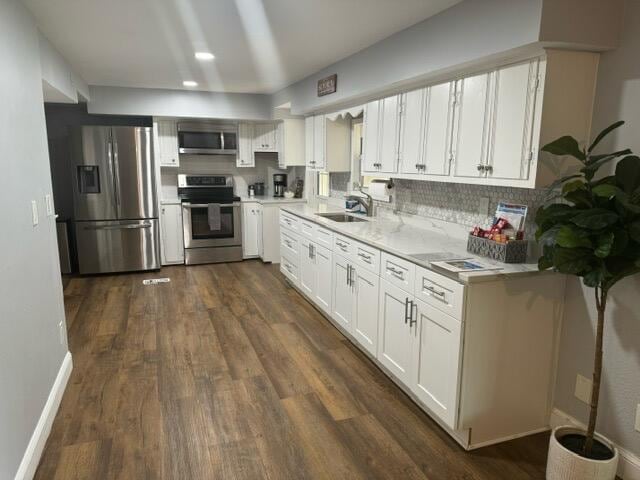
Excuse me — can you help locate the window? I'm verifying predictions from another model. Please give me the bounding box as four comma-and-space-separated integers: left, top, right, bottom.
317, 171, 330, 197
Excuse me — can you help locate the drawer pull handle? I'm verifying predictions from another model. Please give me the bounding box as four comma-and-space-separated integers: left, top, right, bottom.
387, 266, 405, 279
358, 252, 372, 263
284, 240, 292, 248
425, 285, 446, 297
336, 241, 348, 249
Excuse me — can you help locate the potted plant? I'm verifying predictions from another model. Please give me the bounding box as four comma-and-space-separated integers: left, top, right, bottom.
536, 121, 640, 480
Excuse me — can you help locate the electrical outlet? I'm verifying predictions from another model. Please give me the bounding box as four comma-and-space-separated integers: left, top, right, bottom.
635, 404, 640, 433
31, 200, 38, 226
478, 197, 490, 215
575, 374, 592, 404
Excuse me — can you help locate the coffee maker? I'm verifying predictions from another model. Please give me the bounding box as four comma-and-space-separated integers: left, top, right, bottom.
273, 173, 287, 197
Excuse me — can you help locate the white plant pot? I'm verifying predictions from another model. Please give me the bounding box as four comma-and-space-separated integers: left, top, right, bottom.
546, 426, 619, 480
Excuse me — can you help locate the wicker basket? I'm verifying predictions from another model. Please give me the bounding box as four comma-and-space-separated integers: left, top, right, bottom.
467, 234, 528, 264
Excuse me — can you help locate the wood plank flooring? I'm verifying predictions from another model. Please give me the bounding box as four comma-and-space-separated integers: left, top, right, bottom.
36, 261, 550, 479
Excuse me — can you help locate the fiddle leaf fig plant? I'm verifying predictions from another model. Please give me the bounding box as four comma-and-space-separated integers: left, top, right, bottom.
536, 121, 640, 457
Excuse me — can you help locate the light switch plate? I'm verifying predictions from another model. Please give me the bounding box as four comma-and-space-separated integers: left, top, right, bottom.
635, 404, 640, 432
575, 374, 592, 404
45, 194, 54, 216
31, 200, 38, 226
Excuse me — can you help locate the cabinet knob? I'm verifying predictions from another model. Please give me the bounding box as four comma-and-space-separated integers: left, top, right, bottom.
477, 164, 484, 172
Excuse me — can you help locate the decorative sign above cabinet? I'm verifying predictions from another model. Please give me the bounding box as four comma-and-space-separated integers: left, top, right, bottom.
317, 74, 337, 97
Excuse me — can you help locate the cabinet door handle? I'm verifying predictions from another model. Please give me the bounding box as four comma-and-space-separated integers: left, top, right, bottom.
346, 264, 351, 287
404, 297, 410, 324
387, 266, 404, 279
409, 301, 417, 327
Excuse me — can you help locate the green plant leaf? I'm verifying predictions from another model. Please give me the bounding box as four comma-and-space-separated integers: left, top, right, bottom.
592, 184, 621, 199
545, 174, 583, 192
537, 224, 562, 244
587, 149, 632, 164
553, 247, 592, 274
611, 229, 629, 256
571, 209, 619, 229
588, 121, 625, 153
615, 155, 640, 193
535, 203, 576, 224
565, 188, 593, 208
556, 225, 592, 248
542, 136, 586, 162
595, 232, 615, 258
583, 268, 606, 288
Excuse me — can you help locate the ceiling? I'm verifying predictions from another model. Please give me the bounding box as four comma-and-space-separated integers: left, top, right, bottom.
23, 0, 461, 94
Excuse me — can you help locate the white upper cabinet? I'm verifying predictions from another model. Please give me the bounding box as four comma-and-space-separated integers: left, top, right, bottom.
362, 100, 381, 173
253, 123, 278, 152
451, 72, 491, 179
237, 122, 254, 167
305, 116, 314, 169
278, 119, 306, 168
360, 50, 598, 189
304, 114, 350, 172
155, 120, 179, 168
398, 89, 426, 175
362, 95, 400, 175
423, 81, 456, 176
485, 59, 541, 182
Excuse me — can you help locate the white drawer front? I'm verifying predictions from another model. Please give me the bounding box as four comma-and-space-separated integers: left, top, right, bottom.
280, 230, 299, 259
300, 219, 316, 240
414, 266, 465, 319
333, 234, 354, 257
315, 226, 334, 248
280, 253, 299, 285
381, 252, 415, 294
352, 240, 380, 275
280, 211, 299, 232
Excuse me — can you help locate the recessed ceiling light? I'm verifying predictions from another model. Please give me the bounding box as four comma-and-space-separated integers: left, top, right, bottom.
195, 52, 215, 61
183, 80, 198, 87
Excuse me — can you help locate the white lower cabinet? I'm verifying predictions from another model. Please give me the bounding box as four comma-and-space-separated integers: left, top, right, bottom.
331, 254, 353, 331
411, 299, 462, 429
299, 238, 316, 297
299, 238, 332, 315
242, 202, 262, 258
160, 203, 184, 265
377, 279, 414, 385
352, 266, 379, 356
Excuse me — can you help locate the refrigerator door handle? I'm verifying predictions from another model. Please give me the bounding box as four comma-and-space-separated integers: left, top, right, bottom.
111, 132, 122, 216
83, 223, 153, 231
107, 139, 117, 213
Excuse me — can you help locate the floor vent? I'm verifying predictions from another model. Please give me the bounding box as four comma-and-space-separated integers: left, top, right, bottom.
142, 278, 171, 285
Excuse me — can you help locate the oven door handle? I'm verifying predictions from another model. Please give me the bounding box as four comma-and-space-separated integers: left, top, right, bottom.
181, 203, 237, 208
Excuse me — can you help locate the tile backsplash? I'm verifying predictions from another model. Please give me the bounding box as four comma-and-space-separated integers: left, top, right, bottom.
328, 174, 551, 238
379, 179, 550, 238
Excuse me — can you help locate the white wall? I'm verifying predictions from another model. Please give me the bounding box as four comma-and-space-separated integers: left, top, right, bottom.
0, 0, 70, 478
553, 0, 640, 457
271, 0, 622, 116
38, 31, 89, 103
88, 85, 272, 120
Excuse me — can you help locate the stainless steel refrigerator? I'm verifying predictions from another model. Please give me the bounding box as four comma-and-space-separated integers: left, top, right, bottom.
72, 126, 160, 274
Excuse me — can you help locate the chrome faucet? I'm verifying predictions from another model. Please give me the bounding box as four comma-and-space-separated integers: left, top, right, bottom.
345, 189, 374, 217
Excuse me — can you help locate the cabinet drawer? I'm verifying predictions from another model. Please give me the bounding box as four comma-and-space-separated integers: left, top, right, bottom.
315, 226, 334, 248
414, 266, 465, 319
280, 230, 299, 259
380, 252, 415, 293
352, 240, 380, 274
280, 211, 299, 232
334, 234, 355, 257
300, 219, 316, 240
280, 254, 299, 285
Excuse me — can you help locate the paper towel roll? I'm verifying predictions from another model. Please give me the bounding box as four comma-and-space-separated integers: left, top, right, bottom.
369, 181, 389, 200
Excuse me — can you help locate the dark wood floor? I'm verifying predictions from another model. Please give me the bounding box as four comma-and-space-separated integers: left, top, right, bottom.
36, 261, 550, 479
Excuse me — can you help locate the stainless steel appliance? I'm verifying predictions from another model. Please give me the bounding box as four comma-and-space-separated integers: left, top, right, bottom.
72, 126, 160, 274
178, 174, 243, 264
177, 122, 237, 155
273, 173, 287, 197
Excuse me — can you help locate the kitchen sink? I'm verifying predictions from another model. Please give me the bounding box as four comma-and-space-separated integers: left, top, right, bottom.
316, 213, 368, 223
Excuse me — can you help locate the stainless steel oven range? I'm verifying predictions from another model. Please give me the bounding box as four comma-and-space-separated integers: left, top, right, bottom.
178, 174, 242, 265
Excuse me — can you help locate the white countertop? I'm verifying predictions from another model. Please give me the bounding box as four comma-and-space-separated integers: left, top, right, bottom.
240, 195, 307, 205
281, 203, 544, 284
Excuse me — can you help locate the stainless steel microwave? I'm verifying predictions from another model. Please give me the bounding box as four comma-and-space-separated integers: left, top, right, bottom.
177, 122, 238, 155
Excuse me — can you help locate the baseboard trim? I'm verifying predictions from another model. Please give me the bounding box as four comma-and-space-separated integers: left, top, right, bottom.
550, 407, 640, 480
14, 351, 73, 480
